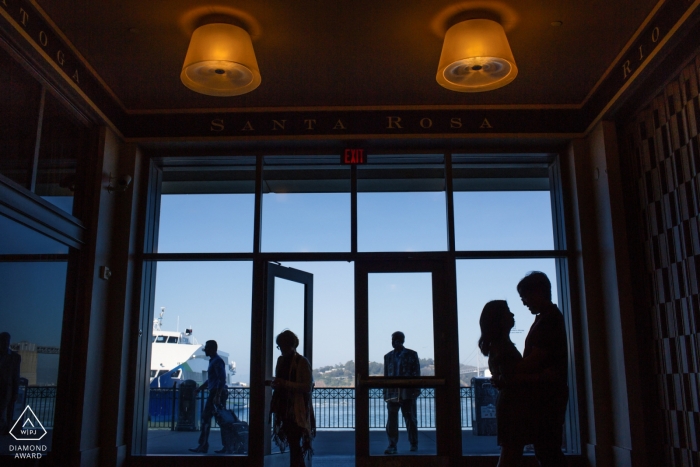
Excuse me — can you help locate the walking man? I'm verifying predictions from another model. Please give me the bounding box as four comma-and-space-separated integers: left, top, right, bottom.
517, 272, 568, 466
383, 331, 420, 455
189, 340, 228, 454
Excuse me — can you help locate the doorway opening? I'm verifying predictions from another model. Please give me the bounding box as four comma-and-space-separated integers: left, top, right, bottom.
134, 152, 578, 464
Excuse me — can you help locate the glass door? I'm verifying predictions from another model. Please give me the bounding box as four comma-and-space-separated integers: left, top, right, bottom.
354, 259, 461, 465
263, 262, 313, 467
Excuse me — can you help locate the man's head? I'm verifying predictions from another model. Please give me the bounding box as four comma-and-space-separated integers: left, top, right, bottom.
517, 271, 552, 315
0, 332, 10, 351
391, 331, 405, 350
204, 340, 218, 357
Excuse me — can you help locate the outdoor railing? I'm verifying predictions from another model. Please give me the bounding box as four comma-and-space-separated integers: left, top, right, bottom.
313, 387, 355, 429
21, 386, 475, 430
25, 386, 57, 428
148, 387, 250, 429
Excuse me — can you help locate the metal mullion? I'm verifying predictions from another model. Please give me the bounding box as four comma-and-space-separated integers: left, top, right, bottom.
144, 161, 163, 254
0, 254, 70, 261
278, 251, 447, 262
145, 251, 483, 262
351, 164, 357, 253
550, 153, 580, 454
454, 249, 569, 259
29, 87, 46, 192
131, 158, 163, 455
253, 154, 263, 254
354, 260, 369, 457
445, 151, 455, 252
143, 252, 255, 261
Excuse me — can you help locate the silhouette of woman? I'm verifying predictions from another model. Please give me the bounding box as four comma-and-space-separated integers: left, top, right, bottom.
269, 330, 315, 467
479, 300, 532, 467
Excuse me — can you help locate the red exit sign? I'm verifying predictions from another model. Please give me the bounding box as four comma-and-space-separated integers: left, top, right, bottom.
342, 149, 366, 164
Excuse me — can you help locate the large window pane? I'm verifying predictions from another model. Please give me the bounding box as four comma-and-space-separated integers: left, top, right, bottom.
35, 93, 90, 216
453, 157, 554, 251
368, 272, 435, 371
271, 277, 305, 359
454, 192, 554, 251
0, 214, 69, 254
0, 46, 42, 189
158, 194, 255, 252
276, 261, 355, 453
157, 160, 256, 253
367, 387, 436, 456
0, 217, 70, 456
358, 155, 446, 252
280, 262, 355, 388
368, 271, 437, 456
262, 156, 350, 252
456, 259, 559, 455
147, 261, 252, 456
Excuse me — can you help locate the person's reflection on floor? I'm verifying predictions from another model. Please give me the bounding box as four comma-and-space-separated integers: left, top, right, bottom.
383, 331, 420, 455
269, 330, 315, 467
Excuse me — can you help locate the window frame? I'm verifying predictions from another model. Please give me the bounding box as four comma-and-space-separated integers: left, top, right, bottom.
131, 151, 580, 460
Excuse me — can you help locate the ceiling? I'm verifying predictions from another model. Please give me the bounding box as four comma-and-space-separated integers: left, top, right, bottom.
34, 0, 661, 113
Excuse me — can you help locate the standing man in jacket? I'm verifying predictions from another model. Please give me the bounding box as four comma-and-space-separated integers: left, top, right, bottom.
383, 331, 421, 455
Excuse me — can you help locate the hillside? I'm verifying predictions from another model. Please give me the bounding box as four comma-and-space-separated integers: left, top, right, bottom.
311, 359, 485, 387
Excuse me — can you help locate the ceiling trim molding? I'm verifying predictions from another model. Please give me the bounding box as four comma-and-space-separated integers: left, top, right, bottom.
125, 103, 582, 115
125, 108, 584, 139
0, 0, 698, 140
579, 0, 666, 108
584, 0, 700, 135
27, 0, 128, 113
125, 132, 584, 144
0, 0, 126, 138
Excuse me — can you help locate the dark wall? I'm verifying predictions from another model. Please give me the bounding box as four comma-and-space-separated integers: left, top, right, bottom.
620, 54, 700, 466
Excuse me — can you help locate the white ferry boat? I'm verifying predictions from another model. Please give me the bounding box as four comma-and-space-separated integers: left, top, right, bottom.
150, 307, 237, 388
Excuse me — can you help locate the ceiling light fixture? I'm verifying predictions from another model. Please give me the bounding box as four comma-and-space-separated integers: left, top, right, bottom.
436, 18, 517, 92
181, 23, 261, 96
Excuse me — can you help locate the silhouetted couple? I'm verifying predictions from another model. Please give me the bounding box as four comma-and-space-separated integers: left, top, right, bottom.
479, 271, 568, 467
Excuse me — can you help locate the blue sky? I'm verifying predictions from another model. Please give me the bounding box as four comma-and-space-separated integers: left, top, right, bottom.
0, 188, 556, 386
153, 190, 556, 384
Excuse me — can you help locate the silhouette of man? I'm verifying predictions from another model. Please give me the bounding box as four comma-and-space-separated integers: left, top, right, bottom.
517, 272, 568, 466
0, 332, 21, 435
383, 331, 420, 455
189, 340, 228, 454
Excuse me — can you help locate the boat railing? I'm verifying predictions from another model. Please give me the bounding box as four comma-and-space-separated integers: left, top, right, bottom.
20, 386, 475, 430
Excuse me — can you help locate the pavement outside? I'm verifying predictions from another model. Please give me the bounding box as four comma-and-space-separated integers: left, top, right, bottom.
1, 428, 507, 463
145, 428, 504, 458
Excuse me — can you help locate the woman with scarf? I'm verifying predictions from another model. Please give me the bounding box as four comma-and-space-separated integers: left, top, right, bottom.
269, 330, 315, 467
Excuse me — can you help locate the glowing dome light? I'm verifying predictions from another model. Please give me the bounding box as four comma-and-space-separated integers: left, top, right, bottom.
436, 19, 517, 92
181, 23, 261, 96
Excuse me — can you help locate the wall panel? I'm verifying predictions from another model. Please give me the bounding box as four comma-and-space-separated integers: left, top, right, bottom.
622, 53, 700, 466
